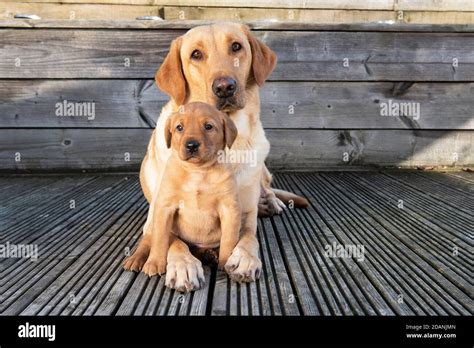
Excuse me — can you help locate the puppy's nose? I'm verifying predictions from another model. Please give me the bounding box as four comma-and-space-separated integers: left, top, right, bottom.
212, 77, 237, 98
186, 140, 200, 153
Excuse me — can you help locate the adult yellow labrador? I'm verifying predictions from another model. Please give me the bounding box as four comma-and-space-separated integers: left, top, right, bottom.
124, 23, 308, 291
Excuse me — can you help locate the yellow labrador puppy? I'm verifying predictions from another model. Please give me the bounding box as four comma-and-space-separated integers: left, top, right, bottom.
124, 23, 308, 291
140, 102, 241, 292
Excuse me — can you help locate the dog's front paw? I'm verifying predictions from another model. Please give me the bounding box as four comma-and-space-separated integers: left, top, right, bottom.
258, 191, 285, 217
224, 246, 262, 283
142, 258, 166, 277
165, 254, 205, 292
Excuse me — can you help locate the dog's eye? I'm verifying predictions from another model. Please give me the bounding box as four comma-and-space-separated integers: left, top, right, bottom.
231, 42, 242, 52
204, 123, 213, 131
176, 124, 184, 132
191, 49, 202, 60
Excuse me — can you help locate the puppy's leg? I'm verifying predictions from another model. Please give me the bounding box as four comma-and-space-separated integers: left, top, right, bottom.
217, 199, 241, 270
123, 200, 155, 272
166, 235, 206, 292
225, 208, 262, 283
142, 206, 174, 277
123, 232, 151, 272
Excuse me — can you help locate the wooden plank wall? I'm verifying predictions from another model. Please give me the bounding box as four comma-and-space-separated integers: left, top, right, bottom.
0, 21, 472, 171
0, 0, 473, 24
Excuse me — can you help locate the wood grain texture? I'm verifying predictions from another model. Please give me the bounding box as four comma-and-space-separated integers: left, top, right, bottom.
396, 0, 474, 12
1, 29, 473, 80
0, 129, 471, 171
1, 172, 472, 315
405, 11, 474, 25
164, 7, 474, 25
1, 19, 473, 32
1, 80, 473, 130
0, 3, 162, 20
0, 0, 395, 10
164, 6, 397, 22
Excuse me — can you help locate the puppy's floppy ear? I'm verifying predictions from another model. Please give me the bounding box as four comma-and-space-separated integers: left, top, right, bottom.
221, 113, 238, 149
155, 37, 187, 106
164, 116, 173, 149
243, 25, 277, 86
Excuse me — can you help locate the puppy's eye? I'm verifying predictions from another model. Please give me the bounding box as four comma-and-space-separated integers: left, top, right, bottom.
231, 42, 242, 52
191, 49, 202, 60
204, 123, 213, 131
176, 124, 183, 132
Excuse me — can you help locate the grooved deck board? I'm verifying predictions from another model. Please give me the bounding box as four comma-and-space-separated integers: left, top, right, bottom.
0, 172, 472, 316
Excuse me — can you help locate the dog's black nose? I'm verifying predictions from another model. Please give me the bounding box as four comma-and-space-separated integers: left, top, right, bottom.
212, 77, 237, 98
186, 140, 200, 153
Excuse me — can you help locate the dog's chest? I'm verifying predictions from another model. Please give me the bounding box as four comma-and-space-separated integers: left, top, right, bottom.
178, 174, 220, 220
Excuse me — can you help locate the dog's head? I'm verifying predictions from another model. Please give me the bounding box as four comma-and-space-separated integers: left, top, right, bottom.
165, 102, 238, 164
156, 23, 277, 112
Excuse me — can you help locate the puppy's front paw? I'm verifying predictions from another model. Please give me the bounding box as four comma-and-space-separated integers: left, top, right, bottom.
165, 255, 205, 292
224, 246, 262, 283
123, 250, 148, 272
142, 258, 166, 277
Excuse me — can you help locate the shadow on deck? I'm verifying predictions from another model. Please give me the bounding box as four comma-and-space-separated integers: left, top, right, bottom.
0, 171, 472, 316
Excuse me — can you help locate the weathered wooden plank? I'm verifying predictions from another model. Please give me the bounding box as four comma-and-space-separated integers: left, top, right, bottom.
0, 176, 98, 236
446, 171, 474, 184
383, 172, 474, 212
327, 173, 472, 271
266, 130, 474, 169
0, 3, 162, 20
322, 172, 472, 303
164, 7, 474, 25
1, 172, 472, 315
405, 11, 474, 25
396, 0, 474, 12
283, 174, 424, 315
164, 6, 397, 22
22, 199, 147, 315
2, 80, 473, 130
0, 129, 152, 172
0, 177, 140, 314
296, 173, 468, 315
0, 129, 471, 171
1, 29, 473, 81
1, 19, 473, 32
0, 0, 395, 10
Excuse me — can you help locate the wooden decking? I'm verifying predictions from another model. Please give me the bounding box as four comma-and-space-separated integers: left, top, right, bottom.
0, 171, 472, 316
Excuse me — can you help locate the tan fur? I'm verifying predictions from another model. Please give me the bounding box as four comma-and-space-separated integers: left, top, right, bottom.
125, 23, 307, 290
136, 103, 241, 279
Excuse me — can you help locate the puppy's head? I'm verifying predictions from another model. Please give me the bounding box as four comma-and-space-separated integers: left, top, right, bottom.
155, 23, 277, 112
165, 102, 238, 164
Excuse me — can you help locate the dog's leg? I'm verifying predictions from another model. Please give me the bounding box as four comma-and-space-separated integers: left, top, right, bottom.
225, 208, 262, 282
165, 235, 206, 292
259, 164, 309, 217
258, 165, 286, 217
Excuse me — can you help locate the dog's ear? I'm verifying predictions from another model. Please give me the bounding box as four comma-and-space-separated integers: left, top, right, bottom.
156, 37, 187, 106
243, 26, 277, 86
221, 113, 238, 149
164, 116, 173, 149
